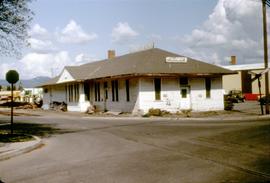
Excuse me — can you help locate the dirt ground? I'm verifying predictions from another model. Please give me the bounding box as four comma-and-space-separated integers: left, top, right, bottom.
0, 100, 264, 119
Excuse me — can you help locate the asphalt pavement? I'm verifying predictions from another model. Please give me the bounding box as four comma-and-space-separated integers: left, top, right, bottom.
0, 101, 269, 183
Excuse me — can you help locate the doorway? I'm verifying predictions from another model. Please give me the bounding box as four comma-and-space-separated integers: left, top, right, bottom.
180, 86, 191, 109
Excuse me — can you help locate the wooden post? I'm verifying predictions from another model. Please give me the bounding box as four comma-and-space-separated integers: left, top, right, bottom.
262, 0, 270, 114
258, 77, 264, 115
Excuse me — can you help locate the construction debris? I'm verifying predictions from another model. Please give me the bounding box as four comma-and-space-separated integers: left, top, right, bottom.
50, 101, 67, 112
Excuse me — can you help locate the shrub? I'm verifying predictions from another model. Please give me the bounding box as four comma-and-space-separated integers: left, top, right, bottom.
148, 108, 162, 116
224, 95, 234, 110
181, 109, 192, 117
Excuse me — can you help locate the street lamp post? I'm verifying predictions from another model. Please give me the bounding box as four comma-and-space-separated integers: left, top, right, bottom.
6, 70, 19, 135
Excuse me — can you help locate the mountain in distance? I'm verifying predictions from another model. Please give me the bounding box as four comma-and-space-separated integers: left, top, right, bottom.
0, 76, 51, 88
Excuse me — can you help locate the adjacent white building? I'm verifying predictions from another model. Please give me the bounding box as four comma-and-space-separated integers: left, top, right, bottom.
40, 48, 234, 114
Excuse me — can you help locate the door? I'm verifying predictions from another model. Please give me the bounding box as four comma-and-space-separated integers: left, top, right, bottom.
180, 86, 191, 109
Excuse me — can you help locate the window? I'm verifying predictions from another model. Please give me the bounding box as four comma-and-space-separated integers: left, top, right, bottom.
205, 78, 211, 98
181, 88, 187, 98
84, 82, 90, 101
74, 84, 79, 102
126, 79, 130, 102
154, 78, 161, 100
104, 82, 108, 100
65, 85, 68, 102
68, 84, 73, 102
111, 81, 115, 101
180, 77, 188, 85
94, 82, 100, 102
111, 80, 119, 102
68, 84, 79, 102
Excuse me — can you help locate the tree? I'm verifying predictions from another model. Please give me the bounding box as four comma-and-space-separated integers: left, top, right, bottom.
6, 85, 11, 91
0, 0, 33, 57
0, 85, 2, 91
18, 81, 23, 91
12, 85, 17, 90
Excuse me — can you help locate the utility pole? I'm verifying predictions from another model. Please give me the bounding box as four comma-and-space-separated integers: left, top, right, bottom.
262, 0, 270, 114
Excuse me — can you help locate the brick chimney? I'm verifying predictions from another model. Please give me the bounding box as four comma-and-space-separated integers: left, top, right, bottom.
230, 56, 236, 65
108, 50, 115, 59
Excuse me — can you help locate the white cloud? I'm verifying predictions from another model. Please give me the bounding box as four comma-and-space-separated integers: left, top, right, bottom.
75, 53, 97, 65
0, 62, 17, 79
57, 20, 98, 44
29, 24, 49, 38
0, 51, 97, 79
28, 24, 57, 53
111, 22, 139, 43
181, 0, 263, 65
28, 38, 57, 53
149, 34, 162, 41
18, 51, 71, 79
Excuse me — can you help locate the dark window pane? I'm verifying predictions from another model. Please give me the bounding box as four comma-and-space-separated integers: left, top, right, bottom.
205, 78, 211, 98
111, 81, 115, 101
181, 89, 187, 98
97, 83, 100, 101
104, 82, 108, 99
84, 82, 90, 101
154, 78, 161, 100
180, 77, 188, 85
94, 83, 97, 101
126, 79, 130, 102
115, 80, 119, 101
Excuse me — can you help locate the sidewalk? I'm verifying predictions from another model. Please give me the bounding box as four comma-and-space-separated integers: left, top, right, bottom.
0, 101, 267, 120
0, 136, 42, 161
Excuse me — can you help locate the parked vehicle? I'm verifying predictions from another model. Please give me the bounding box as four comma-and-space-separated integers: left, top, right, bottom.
258, 96, 270, 105
224, 95, 234, 110
228, 90, 245, 103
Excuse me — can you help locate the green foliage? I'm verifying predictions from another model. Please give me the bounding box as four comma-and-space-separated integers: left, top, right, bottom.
181, 109, 192, 117
18, 82, 23, 91
0, 122, 71, 138
143, 108, 171, 117
0, 133, 34, 142
6, 85, 10, 91
224, 95, 234, 110
148, 108, 162, 116
0, 0, 33, 57
6, 70, 19, 84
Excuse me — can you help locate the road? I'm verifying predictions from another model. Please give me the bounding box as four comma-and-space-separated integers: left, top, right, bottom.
0, 112, 269, 183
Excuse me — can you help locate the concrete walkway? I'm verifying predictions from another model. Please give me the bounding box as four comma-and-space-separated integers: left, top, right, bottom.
0, 136, 42, 161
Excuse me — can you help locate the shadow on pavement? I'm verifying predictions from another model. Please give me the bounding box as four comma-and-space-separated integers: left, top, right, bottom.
0, 122, 75, 139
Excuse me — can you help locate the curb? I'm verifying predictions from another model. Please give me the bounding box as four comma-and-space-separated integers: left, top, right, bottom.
0, 136, 43, 161
81, 114, 270, 122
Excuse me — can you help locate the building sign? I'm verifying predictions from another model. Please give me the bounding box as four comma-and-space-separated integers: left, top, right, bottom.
166, 57, 187, 63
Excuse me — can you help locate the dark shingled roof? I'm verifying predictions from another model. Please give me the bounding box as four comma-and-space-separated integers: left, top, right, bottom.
41, 48, 235, 86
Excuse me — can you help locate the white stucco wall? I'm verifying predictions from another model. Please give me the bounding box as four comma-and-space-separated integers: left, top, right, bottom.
42, 85, 67, 110
43, 76, 224, 113
57, 69, 75, 83
67, 84, 91, 112
138, 78, 181, 113
190, 77, 224, 111
92, 78, 139, 113
138, 77, 224, 113
42, 83, 90, 112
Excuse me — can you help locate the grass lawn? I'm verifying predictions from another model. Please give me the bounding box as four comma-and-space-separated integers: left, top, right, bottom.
0, 133, 34, 143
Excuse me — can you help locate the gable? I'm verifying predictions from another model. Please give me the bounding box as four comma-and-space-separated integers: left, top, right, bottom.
57, 69, 75, 83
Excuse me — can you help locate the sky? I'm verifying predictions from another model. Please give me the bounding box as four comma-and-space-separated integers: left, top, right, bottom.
0, 0, 267, 79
